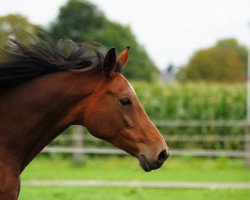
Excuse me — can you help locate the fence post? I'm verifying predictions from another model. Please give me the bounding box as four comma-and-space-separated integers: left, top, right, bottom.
246, 24, 250, 167
72, 125, 84, 165
245, 124, 250, 167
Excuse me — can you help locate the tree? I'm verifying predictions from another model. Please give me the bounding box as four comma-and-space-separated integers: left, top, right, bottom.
49, 0, 158, 81
49, 0, 105, 42
178, 39, 248, 82
0, 14, 42, 47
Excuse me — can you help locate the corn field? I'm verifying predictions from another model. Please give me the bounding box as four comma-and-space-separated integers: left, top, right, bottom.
133, 82, 246, 120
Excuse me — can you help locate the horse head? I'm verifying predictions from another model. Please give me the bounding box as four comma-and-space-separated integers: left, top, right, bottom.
83, 47, 169, 171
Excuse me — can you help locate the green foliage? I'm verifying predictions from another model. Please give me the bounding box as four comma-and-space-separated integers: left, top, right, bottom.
49, 0, 158, 81
49, 0, 105, 42
133, 82, 246, 120
178, 39, 248, 82
90, 20, 158, 81
0, 14, 42, 47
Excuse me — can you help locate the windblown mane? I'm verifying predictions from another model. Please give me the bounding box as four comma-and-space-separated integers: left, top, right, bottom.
0, 38, 104, 94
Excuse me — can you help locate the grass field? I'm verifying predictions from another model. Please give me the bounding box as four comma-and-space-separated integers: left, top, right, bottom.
20, 187, 250, 200
19, 155, 250, 200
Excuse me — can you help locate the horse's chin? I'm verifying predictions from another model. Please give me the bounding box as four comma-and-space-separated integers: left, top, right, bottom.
139, 154, 152, 172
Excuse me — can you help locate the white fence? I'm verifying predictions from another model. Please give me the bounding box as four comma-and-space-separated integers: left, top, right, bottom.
23, 180, 250, 189
41, 120, 250, 166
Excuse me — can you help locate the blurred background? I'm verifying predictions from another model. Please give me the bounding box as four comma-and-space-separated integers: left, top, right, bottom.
1, 0, 250, 199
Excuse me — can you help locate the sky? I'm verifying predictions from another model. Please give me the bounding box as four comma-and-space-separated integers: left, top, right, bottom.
0, 0, 250, 70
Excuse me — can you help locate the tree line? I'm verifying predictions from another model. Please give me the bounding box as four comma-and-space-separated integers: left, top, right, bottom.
0, 0, 248, 82
0, 0, 158, 81
177, 39, 248, 82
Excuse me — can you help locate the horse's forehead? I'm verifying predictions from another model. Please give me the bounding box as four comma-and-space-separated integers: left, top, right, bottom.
108, 75, 136, 95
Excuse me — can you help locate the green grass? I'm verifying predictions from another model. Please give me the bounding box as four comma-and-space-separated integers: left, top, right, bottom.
21, 155, 250, 182
20, 187, 250, 200
19, 155, 250, 200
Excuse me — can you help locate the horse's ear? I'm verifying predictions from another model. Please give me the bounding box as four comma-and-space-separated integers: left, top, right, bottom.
103, 48, 116, 78
116, 46, 130, 71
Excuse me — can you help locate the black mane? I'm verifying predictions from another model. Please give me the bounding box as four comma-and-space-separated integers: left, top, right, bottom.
0, 38, 104, 94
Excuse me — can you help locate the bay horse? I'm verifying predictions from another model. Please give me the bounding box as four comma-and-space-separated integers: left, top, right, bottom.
0, 38, 169, 199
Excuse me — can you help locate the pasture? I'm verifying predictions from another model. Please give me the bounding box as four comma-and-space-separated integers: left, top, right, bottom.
19, 155, 250, 200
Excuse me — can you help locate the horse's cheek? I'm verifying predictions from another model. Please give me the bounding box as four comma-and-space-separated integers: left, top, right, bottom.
83, 109, 107, 139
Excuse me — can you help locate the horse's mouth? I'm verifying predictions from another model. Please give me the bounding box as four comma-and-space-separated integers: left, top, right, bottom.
139, 154, 152, 172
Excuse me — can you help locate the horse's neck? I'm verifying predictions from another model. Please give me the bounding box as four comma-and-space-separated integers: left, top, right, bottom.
0, 71, 98, 171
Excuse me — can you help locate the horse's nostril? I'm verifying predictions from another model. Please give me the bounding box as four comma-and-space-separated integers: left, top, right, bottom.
157, 149, 169, 164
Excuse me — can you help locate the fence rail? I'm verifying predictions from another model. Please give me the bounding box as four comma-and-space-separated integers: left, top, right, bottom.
154, 120, 249, 127
22, 180, 250, 189
55, 134, 249, 142
45, 120, 250, 166
42, 146, 250, 158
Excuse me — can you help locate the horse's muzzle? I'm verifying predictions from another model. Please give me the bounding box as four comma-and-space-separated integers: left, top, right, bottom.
139, 149, 169, 172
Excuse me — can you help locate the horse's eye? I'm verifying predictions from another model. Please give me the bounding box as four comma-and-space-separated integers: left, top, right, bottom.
119, 97, 132, 106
